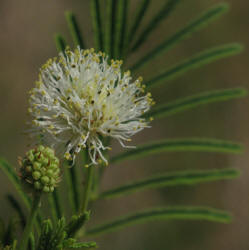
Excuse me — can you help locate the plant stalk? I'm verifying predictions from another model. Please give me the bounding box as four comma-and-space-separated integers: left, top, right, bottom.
81, 165, 94, 213
19, 192, 41, 250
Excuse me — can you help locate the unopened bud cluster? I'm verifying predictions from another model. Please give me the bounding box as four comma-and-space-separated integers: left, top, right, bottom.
19, 145, 60, 193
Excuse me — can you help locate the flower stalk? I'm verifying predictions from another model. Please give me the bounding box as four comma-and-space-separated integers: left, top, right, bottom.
81, 165, 94, 214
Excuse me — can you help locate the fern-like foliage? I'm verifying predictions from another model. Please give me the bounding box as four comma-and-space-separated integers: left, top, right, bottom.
50, 0, 246, 240
0, 0, 246, 249
36, 218, 96, 250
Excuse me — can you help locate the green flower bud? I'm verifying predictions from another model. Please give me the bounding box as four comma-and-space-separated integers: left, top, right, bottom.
33, 162, 41, 170
19, 145, 61, 193
32, 171, 41, 180
43, 186, 50, 193
41, 176, 49, 184
34, 181, 42, 190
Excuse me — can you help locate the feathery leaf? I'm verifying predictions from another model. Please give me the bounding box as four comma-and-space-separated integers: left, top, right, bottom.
105, 0, 117, 57
131, 0, 181, 52
65, 212, 90, 238
37, 220, 53, 250
68, 242, 97, 249
110, 138, 242, 164
144, 88, 247, 119
0, 158, 31, 209
86, 206, 232, 236
114, 0, 129, 58
126, 0, 151, 47
145, 43, 243, 89
54, 33, 67, 53
65, 11, 85, 49
99, 168, 239, 199
91, 0, 104, 51
131, 3, 230, 70
6, 194, 26, 229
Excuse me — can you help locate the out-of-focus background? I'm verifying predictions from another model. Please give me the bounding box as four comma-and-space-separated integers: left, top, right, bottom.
0, 0, 249, 249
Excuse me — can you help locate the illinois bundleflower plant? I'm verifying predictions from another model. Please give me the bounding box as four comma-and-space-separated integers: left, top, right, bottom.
0, 1, 247, 250
28, 48, 153, 166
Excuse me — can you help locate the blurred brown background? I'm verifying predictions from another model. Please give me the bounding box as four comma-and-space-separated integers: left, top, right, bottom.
0, 0, 249, 249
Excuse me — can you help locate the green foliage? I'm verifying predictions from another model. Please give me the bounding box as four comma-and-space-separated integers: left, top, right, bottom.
111, 138, 242, 164
65, 12, 85, 49
0, 218, 17, 247
99, 168, 239, 199
144, 88, 247, 119
91, 0, 104, 51
65, 212, 90, 238
131, 2, 229, 70
104, 0, 117, 58
145, 43, 242, 88
86, 206, 231, 236
28, 233, 35, 250
131, 0, 181, 52
65, 241, 97, 249
6, 194, 26, 229
48, 190, 62, 222
0, 158, 31, 210
0, 0, 246, 249
54, 34, 67, 53
126, 0, 150, 47
37, 220, 53, 250
36, 218, 96, 250
114, 0, 129, 58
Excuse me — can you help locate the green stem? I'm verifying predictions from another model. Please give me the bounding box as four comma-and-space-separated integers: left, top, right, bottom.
19, 192, 41, 250
81, 166, 94, 213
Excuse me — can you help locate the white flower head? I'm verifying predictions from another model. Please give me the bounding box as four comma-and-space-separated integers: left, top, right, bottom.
28, 47, 154, 166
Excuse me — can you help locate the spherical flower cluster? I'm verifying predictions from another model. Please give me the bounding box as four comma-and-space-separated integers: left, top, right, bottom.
28, 47, 154, 166
19, 145, 60, 193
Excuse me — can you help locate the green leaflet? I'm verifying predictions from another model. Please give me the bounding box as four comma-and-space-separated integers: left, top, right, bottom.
110, 138, 242, 164
49, 218, 67, 250
65, 11, 85, 49
145, 43, 243, 89
28, 233, 35, 250
37, 220, 53, 250
68, 242, 97, 249
65, 212, 90, 238
0, 159, 42, 231
86, 206, 231, 236
99, 168, 239, 199
0, 158, 31, 210
131, 0, 181, 52
104, 0, 117, 58
91, 0, 104, 51
3, 218, 16, 247
54, 33, 67, 53
126, 0, 151, 47
131, 3, 229, 71
12, 240, 17, 250
114, 0, 129, 59
6, 194, 26, 229
144, 88, 247, 119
